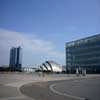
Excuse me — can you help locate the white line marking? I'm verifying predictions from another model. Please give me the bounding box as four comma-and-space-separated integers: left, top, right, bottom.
50, 83, 86, 100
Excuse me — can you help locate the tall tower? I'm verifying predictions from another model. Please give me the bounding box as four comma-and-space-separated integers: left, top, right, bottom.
9, 46, 22, 71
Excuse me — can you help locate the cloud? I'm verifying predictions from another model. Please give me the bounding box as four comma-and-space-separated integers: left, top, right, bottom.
0, 28, 64, 66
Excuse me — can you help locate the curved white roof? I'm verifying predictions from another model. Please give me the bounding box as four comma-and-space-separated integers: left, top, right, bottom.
39, 61, 62, 72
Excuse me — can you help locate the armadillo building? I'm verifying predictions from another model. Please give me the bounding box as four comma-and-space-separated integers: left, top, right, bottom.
66, 34, 100, 73
39, 61, 62, 72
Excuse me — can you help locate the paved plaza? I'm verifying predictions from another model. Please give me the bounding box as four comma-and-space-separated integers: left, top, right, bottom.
0, 73, 100, 100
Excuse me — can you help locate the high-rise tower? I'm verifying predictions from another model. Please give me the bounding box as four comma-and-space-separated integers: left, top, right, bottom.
9, 46, 22, 71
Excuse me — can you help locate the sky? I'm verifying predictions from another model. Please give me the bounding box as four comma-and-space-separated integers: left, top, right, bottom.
0, 0, 100, 67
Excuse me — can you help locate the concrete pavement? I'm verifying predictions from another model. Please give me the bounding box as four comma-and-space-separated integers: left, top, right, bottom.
0, 73, 100, 100
50, 77, 100, 100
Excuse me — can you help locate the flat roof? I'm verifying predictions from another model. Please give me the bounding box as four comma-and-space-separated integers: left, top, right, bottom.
66, 34, 100, 47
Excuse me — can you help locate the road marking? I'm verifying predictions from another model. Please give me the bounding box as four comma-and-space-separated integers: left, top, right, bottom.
50, 83, 86, 100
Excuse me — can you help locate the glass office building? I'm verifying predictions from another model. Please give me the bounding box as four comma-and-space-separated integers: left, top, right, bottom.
9, 46, 22, 71
66, 34, 100, 73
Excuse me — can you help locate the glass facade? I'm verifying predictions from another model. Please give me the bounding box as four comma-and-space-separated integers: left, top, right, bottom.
9, 46, 22, 71
66, 34, 100, 73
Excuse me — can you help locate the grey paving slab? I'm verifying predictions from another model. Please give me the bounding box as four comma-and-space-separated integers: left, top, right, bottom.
0, 73, 100, 100
52, 78, 100, 100
0, 85, 21, 98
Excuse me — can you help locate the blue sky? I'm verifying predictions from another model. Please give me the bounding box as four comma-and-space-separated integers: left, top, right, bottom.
0, 0, 100, 67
